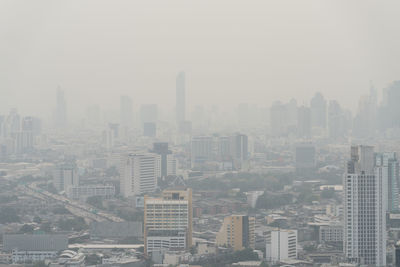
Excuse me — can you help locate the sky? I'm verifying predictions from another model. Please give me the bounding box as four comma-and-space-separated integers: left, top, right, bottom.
1, 0, 400, 118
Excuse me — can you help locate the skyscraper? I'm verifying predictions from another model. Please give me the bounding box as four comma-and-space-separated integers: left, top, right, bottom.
297, 106, 311, 138
144, 188, 192, 255
121, 153, 158, 198
176, 71, 186, 127
191, 136, 213, 168
375, 152, 399, 212
120, 95, 133, 128
53, 163, 79, 192
344, 145, 386, 266
55, 88, 67, 128
310, 92, 327, 129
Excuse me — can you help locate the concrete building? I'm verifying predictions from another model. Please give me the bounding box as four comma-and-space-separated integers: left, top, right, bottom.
144, 188, 193, 255
375, 152, 399, 212
121, 153, 159, 198
295, 143, 316, 174
191, 136, 213, 168
216, 215, 255, 251
265, 230, 297, 263
66, 185, 115, 200
344, 145, 386, 266
3, 234, 68, 264
53, 163, 79, 192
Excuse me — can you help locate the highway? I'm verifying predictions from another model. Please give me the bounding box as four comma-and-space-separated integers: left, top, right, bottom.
21, 182, 124, 223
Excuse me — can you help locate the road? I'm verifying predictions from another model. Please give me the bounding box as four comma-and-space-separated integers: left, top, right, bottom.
21, 182, 124, 223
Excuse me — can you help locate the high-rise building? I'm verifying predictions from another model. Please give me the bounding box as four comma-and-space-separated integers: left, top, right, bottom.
121, 153, 158, 198
55, 88, 67, 128
191, 136, 213, 168
297, 106, 311, 138
143, 122, 156, 137
53, 163, 79, 192
120, 95, 133, 128
295, 143, 316, 174
144, 188, 192, 255
375, 152, 399, 212
328, 100, 345, 140
265, 230, 298, 263
310, 92, 327, 129
140, 104, 158, 124
378, 80, 400, 131
216, 215, 255, 251
152, 142, 171, 178
176, 72, 186, 126
344, 145, 386, 266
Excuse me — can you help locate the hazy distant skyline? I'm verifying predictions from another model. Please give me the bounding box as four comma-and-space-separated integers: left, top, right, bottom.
1, 0, 400, 117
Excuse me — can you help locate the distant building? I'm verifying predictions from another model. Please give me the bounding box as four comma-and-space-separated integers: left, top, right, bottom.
295, 143, 316, 174
53, 163, 79, 192
265, 230, 297, 263
297, 106, 311, 138
3, 234, 68, 264
90, 221, 143, 239
144, 188, 193, 255
191, 136, 213, 168
121, 153, 158, 198
66, 185, 115, 200
375, 152, 399, 212
216, 215, 255, 251
310, 92, 327, 129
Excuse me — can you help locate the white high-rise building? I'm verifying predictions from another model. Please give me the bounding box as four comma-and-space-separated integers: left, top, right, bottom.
344, 145, 386, 266
121, 153, 158, 198
53, 164, 79, 192
265, 230, 297, 263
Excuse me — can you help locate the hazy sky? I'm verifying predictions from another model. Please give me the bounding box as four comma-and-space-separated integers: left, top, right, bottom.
1, 0, 400, 117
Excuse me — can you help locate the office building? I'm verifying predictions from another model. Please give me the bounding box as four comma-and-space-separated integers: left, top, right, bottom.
344, 145, 386, 266
3, 234, 68, 264
295, 143, 316, 174
310, 92, 327, 129
53, 163, 79, 192
216, 215, 255, 251
191, 136, 213, 168
375, 152, 399, 212
297, 106, 311, 138
121, 153, 158, 198
66, 185, 116, 200
265, 230, 297, 263
144, 188, 193, 255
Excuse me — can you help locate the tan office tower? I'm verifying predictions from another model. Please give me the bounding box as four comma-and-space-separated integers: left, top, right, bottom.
216, 215, 255, 251
144, 188, 192, 255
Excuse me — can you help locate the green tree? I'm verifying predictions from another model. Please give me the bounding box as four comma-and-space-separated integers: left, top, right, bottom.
86, 196, 104, 209
19, 224, 35, 234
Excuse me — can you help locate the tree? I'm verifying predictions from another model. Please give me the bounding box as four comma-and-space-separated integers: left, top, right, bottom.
86, 196, 104, 210
19, 224, 35, 234
33, 216, 42, 224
